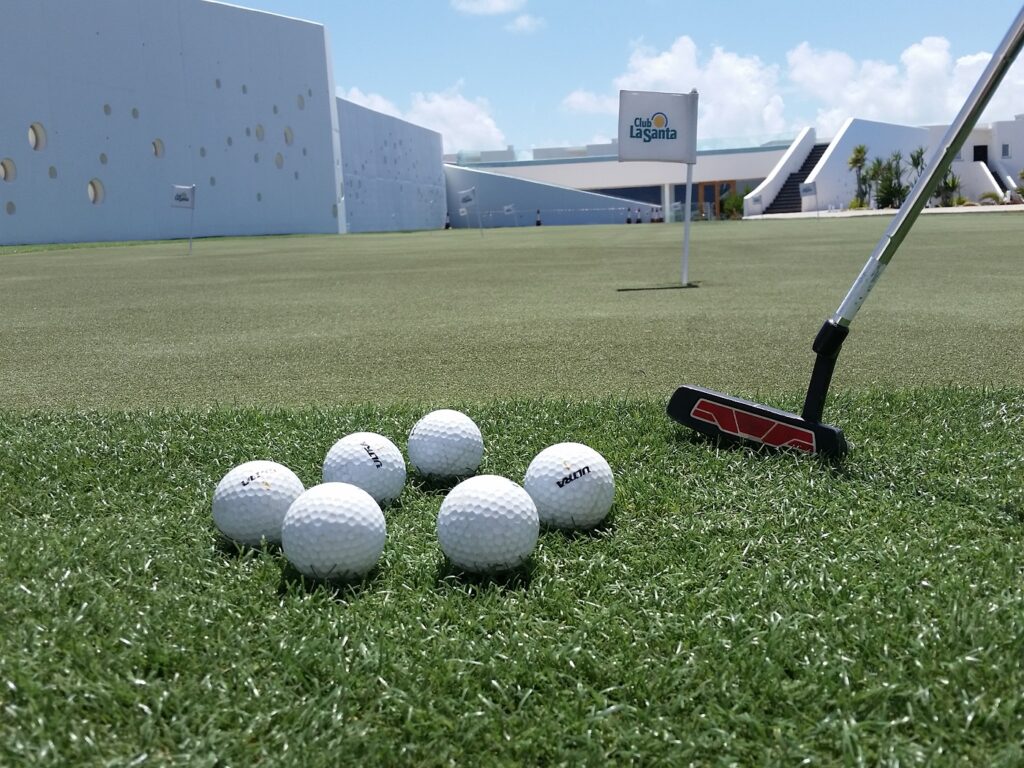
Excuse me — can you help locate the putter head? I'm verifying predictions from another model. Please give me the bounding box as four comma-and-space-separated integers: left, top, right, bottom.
668, 385, 848, 458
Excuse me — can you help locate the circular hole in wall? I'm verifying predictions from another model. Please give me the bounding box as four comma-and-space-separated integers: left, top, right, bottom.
99, 153, 108, 165
255, 124, 265, 141
6, 201, 15, 215
294, 171, 299, 180
274, 153, 284, 169
245, 127, 251, 137
227, 136, 233, 146
215, 78, 221, 89
87, 178, 105, 205
48, 166, 58, 179
0, 158, 16, 182
284, 127, 294, 146
210, 176, 216, 186
28, 122, 47, 150
273, 105, 278, 115
307, 88, 313, 97
199, 147, 206, 158
242, 84, 248, 95
103, 104, 112, 116
297, 94, 305, 110
253, 153, 260, 163
256, 192, 262, 202
302, 147, 307, 157
331, 203, 338, 218
152, 139, 165, 158
131, 107, 139, 119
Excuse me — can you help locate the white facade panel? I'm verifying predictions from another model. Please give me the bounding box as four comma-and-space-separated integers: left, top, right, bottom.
444, 166, 658, 228
0, 0, 342, 245
337, 99, 445, 233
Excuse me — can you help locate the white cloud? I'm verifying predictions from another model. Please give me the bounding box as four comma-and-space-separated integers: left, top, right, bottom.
407, 87, 507, 153
451, 0, 525, 14
337, 87, 403, 119
787, 38, 1024, 137
338, 84, 506, 153
561, 89, 617, 114
576, 36, 787, 139
505, 14, 544, 33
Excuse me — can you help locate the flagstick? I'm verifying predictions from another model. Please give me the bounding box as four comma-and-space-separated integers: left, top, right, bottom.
681, 162, 693, 285
188, 185, 196, 255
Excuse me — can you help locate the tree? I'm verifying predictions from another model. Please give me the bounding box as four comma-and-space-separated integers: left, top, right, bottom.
938, 170, 961, 206
866, 157, 885, 208
909, 146, 927, 186
848, 144, 868, 206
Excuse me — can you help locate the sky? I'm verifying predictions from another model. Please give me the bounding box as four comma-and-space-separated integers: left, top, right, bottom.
237, 1, 1024, 154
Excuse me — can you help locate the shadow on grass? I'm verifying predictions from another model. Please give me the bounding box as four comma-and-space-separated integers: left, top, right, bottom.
668, 425, 853, 475
616, 282, 701, 292
434, 556, 537, 593
214, 534, 282, 558
541, 515, 615, 540
277, 560, 382, 599
410, 474, 471, 496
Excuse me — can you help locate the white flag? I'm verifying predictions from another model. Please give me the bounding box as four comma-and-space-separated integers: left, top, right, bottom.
171, 184, 195, 209
458, 207, 468, 217
618, 90, 698, 163
503, 204, 515, 214
458, 187, 475, 205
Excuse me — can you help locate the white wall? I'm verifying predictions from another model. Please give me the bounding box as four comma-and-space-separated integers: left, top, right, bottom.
743, 127, 816, 216
466, 146, 785, 192
804, 118, 930, 211
0, 0, 343, 245
988, 116, 1024, 191
337, 99, 445, 233
444, 166, 658, 227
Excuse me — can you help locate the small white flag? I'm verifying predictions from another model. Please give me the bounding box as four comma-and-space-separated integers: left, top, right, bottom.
458, 207, 468, 217
618, 89, 699, 164
459, 187, 475, 205
503, 204, 515, 214
171, 185, 195, 209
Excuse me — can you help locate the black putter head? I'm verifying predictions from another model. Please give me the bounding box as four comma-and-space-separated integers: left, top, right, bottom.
667, 385, 848, 458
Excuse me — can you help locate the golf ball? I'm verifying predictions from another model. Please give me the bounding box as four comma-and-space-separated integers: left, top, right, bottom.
212, 460, 305, 546
281, 482, 386, 581
523, 442, 615, 530
323, 431, 406, 505
407, 409, 484, 478
437, 475, 539, 573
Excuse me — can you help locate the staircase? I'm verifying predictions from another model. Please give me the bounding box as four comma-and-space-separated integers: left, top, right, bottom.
986, 162, 1008, 192
764, 143, 829, 215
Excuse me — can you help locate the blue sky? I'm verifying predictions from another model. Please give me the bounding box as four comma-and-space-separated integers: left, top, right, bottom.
237, 1, 1024, 154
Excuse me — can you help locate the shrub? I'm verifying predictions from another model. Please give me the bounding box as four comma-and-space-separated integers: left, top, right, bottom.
979, 191, 1003, 205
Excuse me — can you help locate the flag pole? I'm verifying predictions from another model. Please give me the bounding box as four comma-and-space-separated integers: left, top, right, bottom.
682, 163, 693, 285
188, 184, 196, 255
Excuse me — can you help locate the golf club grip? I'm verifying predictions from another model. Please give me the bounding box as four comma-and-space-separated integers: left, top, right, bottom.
832, 5, 1024, 327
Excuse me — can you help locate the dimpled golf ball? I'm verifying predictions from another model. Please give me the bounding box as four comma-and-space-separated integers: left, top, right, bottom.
212, 460, 305, 546
523, 442, 615, 530
322, 431, 406, 505
407, 409, 484, 478
437, 475, 539, 573
281, 483, 386, 581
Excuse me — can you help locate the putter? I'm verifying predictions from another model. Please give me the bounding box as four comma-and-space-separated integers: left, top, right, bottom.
669, 6, 1024, 458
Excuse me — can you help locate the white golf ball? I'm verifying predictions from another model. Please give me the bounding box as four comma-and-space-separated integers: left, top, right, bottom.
407, 409, 484, 478
523, 442, 615, 530
281, 482, 386, 581
437, 475, 539, 574
323, 431, 406, 505
212, 460, 305, 546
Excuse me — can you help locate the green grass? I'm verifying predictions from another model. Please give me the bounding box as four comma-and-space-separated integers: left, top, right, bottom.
1, 215, 1021, 408
1, 217, 1023, 764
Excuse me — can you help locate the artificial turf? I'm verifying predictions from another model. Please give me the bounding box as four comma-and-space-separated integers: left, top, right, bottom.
1, 216, 1022, 764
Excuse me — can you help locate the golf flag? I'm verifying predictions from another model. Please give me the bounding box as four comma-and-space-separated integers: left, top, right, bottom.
171, 184, 196, 209
458, 187, 476, 205
617, 89, 698, 164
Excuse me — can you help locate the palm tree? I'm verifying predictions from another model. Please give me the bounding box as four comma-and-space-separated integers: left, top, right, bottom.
910, 146, 927, 186
848, 144, 868, 206
866, 157, 885, 208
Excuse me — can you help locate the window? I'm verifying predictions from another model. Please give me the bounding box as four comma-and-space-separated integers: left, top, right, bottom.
1002, 143, 1011, 159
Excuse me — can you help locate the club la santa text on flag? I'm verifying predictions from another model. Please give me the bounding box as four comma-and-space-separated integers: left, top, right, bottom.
617, 90, 698, 163
171, 185, 196, 209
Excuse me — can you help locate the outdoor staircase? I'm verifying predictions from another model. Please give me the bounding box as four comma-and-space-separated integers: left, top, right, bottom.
763, 143, 829, 215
